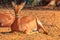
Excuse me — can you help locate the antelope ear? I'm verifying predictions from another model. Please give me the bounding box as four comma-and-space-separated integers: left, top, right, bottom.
20, 1, 26, 10
18, 1, 26, 13
12, 1, 16, 8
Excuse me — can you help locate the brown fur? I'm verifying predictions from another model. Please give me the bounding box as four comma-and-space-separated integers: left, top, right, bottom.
11, 1, 47, 34
18, 15, 47, 34
0, 10, 15, 27
11, 1, 26, 31
18, 15, 37, 33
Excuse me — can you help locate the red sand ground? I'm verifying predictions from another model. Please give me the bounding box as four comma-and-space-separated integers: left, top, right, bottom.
0, 9, 60, 40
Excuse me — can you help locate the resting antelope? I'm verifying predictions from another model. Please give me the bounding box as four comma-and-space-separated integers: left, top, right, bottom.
0, 11, 15, 27
44, 0, 60, 8
11, 1, 48, 34
0, 9, 15, 32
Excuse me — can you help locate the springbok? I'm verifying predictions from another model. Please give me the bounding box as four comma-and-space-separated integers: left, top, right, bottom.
44, 0, 60, 7
11, 1, 48, 34
0, 9, 15, 32
0, 10, 15, 27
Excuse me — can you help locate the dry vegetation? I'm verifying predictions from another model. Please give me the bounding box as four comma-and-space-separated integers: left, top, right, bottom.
0, 8, 60, 40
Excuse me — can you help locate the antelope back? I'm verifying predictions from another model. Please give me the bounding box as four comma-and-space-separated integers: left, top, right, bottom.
0, 9, 15, 27
18, 15, 37, 32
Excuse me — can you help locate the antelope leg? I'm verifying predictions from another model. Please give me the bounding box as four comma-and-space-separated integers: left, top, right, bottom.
36, 18, 48, 34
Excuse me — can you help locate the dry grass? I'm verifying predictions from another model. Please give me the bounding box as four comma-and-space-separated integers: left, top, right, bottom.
0, 9, 60, 40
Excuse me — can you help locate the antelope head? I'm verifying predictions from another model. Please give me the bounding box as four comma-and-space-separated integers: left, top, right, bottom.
11, 1, 48, 34
12, 1, 26, 13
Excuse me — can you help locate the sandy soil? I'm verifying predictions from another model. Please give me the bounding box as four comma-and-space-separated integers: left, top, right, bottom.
0, 9, 60, 40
